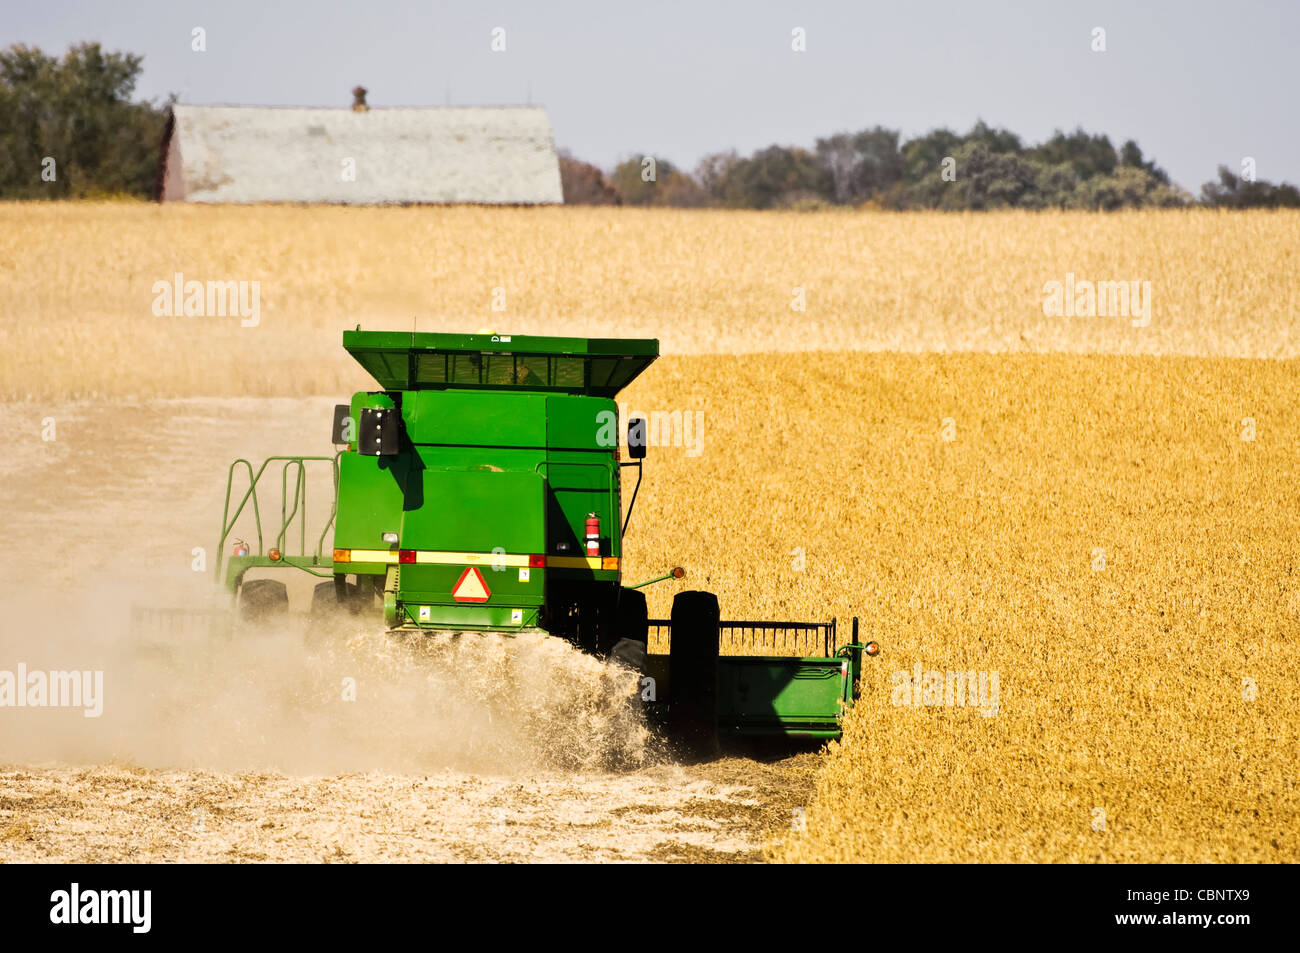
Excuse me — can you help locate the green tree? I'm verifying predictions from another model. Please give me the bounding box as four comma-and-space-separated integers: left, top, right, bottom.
814, 126, 904, 204
1078, 166, 1189, 210
605, 155, 680, 205
0, 42, 171, 199
1027, 128, 1118, 181
709, 145, 829, 209
1118, 139, 1171, 185
1033, 162, 1081, 210
694, 151, 739, 197
963, 119, 1023, 155
900, 127, 963, 181
1200, 165, 1300, 208
924, 141, 1041, 210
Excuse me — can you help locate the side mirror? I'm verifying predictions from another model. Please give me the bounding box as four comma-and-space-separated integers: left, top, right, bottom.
627, 415, 647, 460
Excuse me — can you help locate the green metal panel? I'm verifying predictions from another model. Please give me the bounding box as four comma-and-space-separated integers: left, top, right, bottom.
716, 657, 852, 736
544, 394, 617, 450
398, 563, 542, 603
403, 391, 548, 447
644, 653, 855, 738
541, 461, 616, 559
394, 469, 546, 627
400, 469, 545, 554
394, 604, 543, 630
334, 451, 409, 550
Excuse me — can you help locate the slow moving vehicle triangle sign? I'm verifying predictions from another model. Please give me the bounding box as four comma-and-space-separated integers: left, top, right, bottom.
452, 565, 491, 602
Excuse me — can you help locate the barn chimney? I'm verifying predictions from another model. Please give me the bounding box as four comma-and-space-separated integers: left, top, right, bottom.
352, 86, 369, 112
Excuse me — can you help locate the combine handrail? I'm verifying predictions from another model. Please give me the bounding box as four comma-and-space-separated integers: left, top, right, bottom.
216, 454, 341, 581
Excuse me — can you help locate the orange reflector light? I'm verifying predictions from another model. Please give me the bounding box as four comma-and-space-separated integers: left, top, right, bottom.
865, 641, 881, 657
528, 554, 546, 568
399, 550, 416, 564
333, 548, 351, 563
602, 557, 619, 571
268, 549, 282, 561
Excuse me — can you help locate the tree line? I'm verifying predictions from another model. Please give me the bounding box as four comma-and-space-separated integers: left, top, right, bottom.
0, 43, 170, 199
563, 124, 1300, 210
3, 42, 1297, 210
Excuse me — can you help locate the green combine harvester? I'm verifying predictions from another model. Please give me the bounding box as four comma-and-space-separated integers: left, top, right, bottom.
205, 330, 879, 751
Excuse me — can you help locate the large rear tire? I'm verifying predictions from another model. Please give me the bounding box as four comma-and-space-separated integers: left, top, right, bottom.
306, 577, 366, 649
608, 586, 649, 669
238, 579, 288, 625
310, 578, 362, 619
668, 590, 720, 759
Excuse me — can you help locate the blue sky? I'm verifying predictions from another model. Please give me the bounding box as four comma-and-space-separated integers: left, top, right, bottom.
5, 0, 1297, 192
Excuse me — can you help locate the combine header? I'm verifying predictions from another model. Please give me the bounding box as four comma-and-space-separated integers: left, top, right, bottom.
208, 330, 880, 751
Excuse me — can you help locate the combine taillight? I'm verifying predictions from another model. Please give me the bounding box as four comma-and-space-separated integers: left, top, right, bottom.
528, 554, 546, 568
399, 550, 416, 564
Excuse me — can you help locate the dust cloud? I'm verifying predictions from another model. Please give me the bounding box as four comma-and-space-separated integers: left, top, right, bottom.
0, 397, 808, 861
0, 580, 656, 776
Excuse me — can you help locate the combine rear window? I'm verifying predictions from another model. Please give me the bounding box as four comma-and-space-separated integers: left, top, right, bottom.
344, 331, 658, 397
414, 353, 585, 388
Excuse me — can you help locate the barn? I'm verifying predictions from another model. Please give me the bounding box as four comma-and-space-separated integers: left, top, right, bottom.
157, 96, 564, 205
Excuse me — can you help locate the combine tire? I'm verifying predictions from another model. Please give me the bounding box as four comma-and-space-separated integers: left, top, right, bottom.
310, 579, 362, 618
238, 579, 288, 625
668, 589, 720, 759
604, 586, 649, 664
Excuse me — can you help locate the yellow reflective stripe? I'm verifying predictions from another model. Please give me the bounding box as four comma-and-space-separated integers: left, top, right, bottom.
347, 549, 399, 563
342, 550, 530, 567
338, 551, 618, 570
415, 551, 530, 567
547, 556, 617, 570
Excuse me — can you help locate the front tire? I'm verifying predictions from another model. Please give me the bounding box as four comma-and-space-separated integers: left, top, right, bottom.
668, 589, 720, 759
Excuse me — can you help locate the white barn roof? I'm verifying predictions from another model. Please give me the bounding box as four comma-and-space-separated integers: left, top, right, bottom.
160, 104, 564, 204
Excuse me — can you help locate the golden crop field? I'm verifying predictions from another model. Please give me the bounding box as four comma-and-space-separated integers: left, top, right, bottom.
2, 204, 1298, 863
2, 203, 1298, 401
617, 352, 1300, 862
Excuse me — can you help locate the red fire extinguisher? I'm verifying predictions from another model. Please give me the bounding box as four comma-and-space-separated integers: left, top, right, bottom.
232, 539, 249, 557
585, 513, 600, 557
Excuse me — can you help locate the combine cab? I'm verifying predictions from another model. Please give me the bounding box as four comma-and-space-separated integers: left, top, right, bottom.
204, 330, 880, 751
